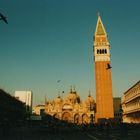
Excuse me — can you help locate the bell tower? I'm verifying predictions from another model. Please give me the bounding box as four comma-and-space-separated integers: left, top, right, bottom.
94, 14, 114, 122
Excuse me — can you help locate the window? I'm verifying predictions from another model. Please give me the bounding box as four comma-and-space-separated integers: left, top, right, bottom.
102, 49, 104, 54
97, 49, 107, 54
97, 49, 100, 54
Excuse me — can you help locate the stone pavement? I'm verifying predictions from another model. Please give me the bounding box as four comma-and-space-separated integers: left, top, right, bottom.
0, 123, 140, 140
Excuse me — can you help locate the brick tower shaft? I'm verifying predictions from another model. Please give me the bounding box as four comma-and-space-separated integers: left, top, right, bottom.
94, 15, 114, 122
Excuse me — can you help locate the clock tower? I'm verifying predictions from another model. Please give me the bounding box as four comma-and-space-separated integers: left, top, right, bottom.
94, 15, 114, 122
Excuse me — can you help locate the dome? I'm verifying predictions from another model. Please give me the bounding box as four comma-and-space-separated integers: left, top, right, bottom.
85, 94, 95, 105
54, 95, 62, 104
85, 94, 95, 111
65, 89, 81, 104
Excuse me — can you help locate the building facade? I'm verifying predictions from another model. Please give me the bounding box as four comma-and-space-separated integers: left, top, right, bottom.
93, 15, 114, 122
15, 91, 33, 114
45, 88, 95, 124
113, 97, 122, 122
32, 104, 45, 115
0, 89, 26, 123
121, 81, 140, 123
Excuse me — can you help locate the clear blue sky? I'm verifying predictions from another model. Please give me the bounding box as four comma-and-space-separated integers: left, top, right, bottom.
0, 0, 140, 105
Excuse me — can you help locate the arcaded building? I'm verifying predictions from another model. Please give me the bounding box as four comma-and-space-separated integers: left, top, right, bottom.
45, 88, 95, 124
121, 81, 140, 123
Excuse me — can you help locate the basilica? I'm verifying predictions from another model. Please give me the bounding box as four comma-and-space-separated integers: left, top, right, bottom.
45, 88, 95, 124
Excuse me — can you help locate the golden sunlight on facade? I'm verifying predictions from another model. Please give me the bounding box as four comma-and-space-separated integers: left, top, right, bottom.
121, 81, 140, 123
45, 88, 95, 124
32, 104, 45, 115
94, 15, 114, 122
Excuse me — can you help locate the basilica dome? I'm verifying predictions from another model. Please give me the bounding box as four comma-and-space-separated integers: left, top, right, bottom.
85, 94, 95, 106
54, 95, 62, 104
65, 89, 81, 104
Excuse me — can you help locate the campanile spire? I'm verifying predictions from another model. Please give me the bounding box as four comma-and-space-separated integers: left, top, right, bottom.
94, 15, 114, 122
95, 14, 107, 36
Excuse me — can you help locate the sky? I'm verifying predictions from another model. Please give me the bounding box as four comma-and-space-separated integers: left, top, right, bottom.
0, 0, 140, 105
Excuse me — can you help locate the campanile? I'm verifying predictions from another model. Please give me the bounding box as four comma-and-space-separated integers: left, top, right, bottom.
94, 15, 114, 122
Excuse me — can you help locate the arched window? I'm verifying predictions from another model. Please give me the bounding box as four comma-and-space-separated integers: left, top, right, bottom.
102, 49, 104, 54
105, 49, 107, 54
97, 49, 100, 54
100, 49, 102, 54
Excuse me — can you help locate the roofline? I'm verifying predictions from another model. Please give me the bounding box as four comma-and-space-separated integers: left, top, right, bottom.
124, 80, 140, 95
94, 14, 107, 36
